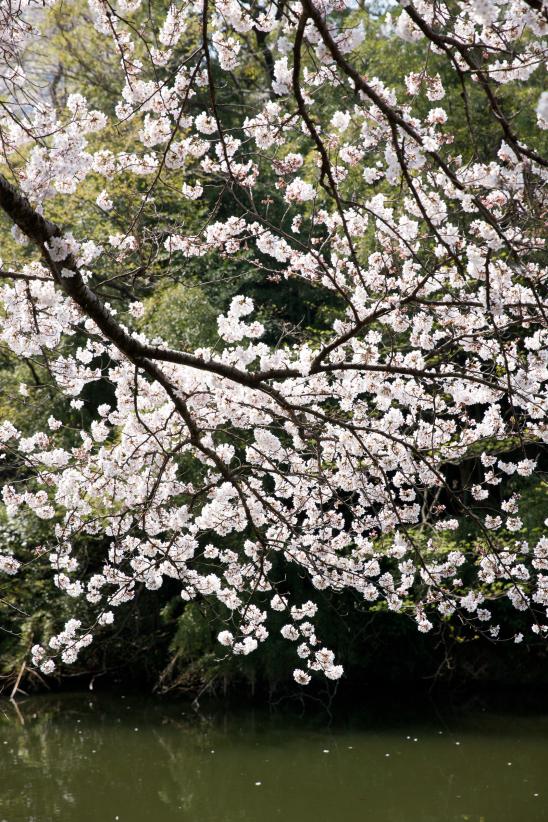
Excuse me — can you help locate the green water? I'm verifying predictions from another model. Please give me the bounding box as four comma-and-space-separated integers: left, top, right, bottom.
1, 694, 547, 822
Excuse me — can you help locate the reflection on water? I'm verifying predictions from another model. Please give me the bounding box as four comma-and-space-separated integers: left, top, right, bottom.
0, 692, 547, 822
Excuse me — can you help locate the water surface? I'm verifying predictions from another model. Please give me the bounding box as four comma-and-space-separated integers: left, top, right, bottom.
1, 693, 547, 821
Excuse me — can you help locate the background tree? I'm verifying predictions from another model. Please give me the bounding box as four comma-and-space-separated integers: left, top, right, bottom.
0, 0, 546, 692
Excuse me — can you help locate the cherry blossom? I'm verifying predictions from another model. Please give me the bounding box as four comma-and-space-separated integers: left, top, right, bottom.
0, 0, 546, 681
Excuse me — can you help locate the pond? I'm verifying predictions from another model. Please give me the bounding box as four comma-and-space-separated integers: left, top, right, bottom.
0, 692, 547, 821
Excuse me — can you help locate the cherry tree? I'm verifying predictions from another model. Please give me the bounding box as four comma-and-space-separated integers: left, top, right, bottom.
0, 0, 546, 683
